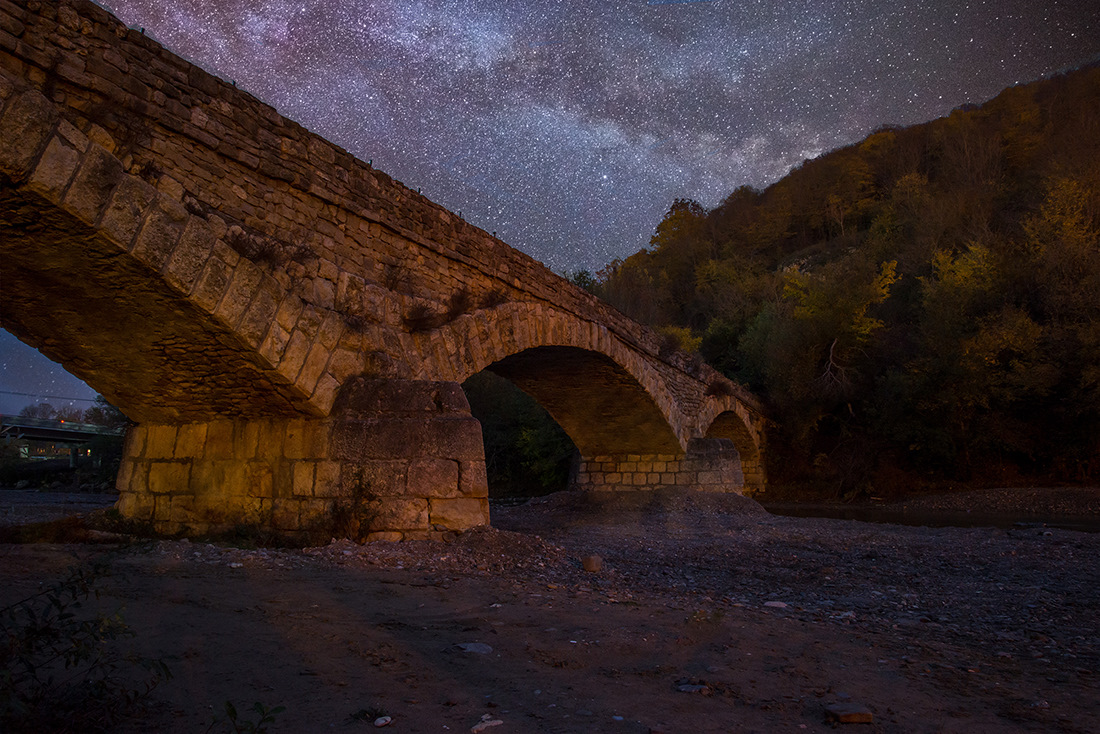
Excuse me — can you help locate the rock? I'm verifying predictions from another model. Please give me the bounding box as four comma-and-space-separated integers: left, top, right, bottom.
582, 555, 602, 572
676, 684, 711, 694
824, 702, 874, 724
373, 715, 392, 727
471, 714, 504, 732
764, 601, 788, 608
454, 642, 493, 654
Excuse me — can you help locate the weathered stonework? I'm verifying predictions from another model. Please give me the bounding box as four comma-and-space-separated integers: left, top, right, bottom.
0, 0, 768, 539
117, 379, 489, 540
572, 439, 745, 494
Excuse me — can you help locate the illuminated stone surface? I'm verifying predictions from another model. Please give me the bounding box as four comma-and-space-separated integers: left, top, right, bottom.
0, 0, 766, 539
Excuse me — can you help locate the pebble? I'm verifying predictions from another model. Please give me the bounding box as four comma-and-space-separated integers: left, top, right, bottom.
764, 601, 788, 608
471, 714, 503, 732
455, 642, 493, 654
824, 702, 874, 724
373, 715, 392, 727
676, 684, 711, 694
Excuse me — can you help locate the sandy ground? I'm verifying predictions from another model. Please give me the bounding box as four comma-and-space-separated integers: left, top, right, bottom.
1, 487, 1098, 733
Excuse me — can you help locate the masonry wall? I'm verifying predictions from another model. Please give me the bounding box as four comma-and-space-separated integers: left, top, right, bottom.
116, 379, 489, 540
572, 438, 747, 496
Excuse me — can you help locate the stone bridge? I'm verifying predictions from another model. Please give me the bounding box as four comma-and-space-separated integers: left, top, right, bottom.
0, 0, 766, 541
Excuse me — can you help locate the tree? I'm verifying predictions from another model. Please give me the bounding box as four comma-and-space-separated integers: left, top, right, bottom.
83, 396, 129, 429
18, 403, 56, 420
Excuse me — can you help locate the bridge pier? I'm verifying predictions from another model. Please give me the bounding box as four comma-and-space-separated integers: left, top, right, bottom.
571, 438, 747, 494
115, 379, 489, 542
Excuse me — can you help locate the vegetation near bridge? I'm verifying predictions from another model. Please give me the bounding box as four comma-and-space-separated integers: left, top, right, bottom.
573, 63, 1100, 496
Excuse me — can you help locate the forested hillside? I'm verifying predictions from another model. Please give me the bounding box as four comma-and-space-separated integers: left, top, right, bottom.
576, 63, 1100, 496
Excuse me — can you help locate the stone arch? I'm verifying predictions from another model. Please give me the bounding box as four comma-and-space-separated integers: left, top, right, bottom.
702, 404, 766, 495
480, 346, 681, 457
433, 303, 686, 455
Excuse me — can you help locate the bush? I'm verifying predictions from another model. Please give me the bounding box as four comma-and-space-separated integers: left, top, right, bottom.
0, 564, 170, 733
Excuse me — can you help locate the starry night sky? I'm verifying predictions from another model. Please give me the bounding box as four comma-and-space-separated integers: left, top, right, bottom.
2, 0, 1099, 412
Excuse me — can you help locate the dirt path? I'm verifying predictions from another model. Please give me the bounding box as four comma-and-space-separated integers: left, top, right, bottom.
1, 489, 1097, 733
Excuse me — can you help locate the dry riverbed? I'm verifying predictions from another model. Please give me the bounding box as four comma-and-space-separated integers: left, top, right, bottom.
0, 488, 1097, 733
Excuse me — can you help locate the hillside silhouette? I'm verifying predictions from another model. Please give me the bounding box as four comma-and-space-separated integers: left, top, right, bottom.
578, 62, 1100, 496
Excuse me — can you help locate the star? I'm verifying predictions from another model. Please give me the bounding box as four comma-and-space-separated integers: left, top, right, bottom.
2, 0, 1099, 408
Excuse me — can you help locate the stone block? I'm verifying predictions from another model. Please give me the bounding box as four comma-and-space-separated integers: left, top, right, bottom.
122, 425, 147, 459
271, 498, 300, 530
239, 289, 277, 347
0, 89, 57, 181
146, 425, 179, 458
163, 216, 215, 294
215, 259, 263, 328
459, 461, 489, 498
26, 135, 80, 202
338, 462, 409, 497
115, 459, 134, 492
168, 495, 197, 526
191, 459, 247, 499
234, 421, 261, 458
116, 490, 154, 520
326, 347, 364, 383
254, 420, 283, 461
148, 461, 190, 495
191, 256, 233, 313
292, 461, 315, 497
127, 462, 149, 494
365, 531, 403, 543
675, 472, 697, 486
367, 497, 428, 532
132, 200, 186, 270
277, 329, 312, 382
99, 175, 159, 249
246, 462, 274, 499
174, 423, 208, 458
259, 323, 290, 367
310, 374, 341, 414
313, 460, 342, 497
407, 458, 460, 498
295, 341, 330, 395
62, 144, 123, 225
283, 419, 327, 459
429, 498, 489, 531
204, 421, 236, 459
298, 498, 331, 526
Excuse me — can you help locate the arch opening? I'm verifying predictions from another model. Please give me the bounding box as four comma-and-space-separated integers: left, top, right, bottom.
704, 410, 765, 495
461, 370, 577, 499
483, 345, 682, 458
0, 188, 308, 424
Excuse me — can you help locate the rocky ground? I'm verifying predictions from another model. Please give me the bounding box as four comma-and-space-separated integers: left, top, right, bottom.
0, 487, 1097, 733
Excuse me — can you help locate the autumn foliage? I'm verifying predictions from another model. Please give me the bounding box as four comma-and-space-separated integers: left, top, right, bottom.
577, 63, 1100, 495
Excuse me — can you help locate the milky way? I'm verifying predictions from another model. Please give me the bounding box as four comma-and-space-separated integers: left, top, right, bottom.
2, 0, 1099, 410
99, 0, 1100, 271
